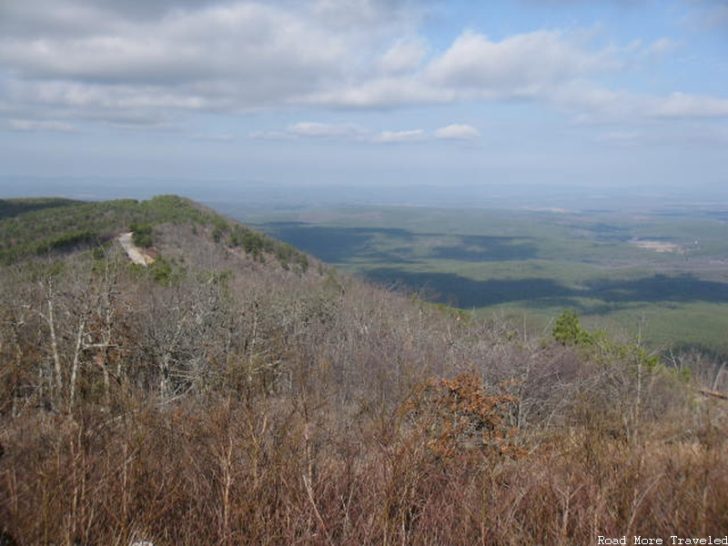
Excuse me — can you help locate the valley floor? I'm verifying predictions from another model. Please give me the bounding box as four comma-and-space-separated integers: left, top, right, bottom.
245, 205, 728, 357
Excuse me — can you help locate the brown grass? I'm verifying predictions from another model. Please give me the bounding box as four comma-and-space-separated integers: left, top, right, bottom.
2, 393, 726, 545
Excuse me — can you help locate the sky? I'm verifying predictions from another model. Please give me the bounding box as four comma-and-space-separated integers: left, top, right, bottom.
1, 0, 728, 193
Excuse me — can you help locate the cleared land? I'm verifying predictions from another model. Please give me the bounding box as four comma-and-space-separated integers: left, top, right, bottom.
630, 239, 684, 253
118, 231, 155, 266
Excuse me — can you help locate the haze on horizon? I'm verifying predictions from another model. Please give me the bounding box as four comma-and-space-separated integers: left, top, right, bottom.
1, 0, 728, 195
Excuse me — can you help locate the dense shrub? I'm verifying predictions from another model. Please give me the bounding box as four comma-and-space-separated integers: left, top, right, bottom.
130, 223, 153, 248
553, 309, 593, 346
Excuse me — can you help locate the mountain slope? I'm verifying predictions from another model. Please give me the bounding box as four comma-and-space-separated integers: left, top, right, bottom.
0, 195, 309, 272
0, 196, 726, 545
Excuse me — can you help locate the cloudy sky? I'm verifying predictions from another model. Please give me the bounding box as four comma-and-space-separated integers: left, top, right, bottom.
1, 0, 728, 190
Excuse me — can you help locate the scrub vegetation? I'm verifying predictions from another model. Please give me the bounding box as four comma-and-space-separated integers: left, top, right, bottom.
0, 197, 726, 545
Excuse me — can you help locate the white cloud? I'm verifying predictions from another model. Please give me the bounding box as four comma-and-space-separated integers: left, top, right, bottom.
7, 118, 77, 132
372, 129, 426, 143
649, 92, 728, 119
690, 1, 728, 32
287, 122, 364, 138
595, 130, 641, 146
434, 124, 480, 140
306, 29, 622, 108
549, 81, 629, 121
425, 30, 616, 96
1, 0, 728, 133
189, 133, 235, 142
0, 3, 624, 123
303, 77, 453, 108
250, 122, 482, 144
249, 122, 364, 140
645, 37, 676, 56
0, 2, 348, 97
311, 0, 423, 30
0, 0, 382, 125
247, 129, 292, 140
377, 38, 428, 74
551, 82, 728, 128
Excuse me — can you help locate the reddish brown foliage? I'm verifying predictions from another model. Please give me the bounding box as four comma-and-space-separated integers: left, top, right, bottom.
400, 372, 524, 460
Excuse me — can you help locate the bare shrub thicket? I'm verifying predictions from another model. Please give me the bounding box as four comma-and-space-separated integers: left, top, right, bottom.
1, 225, 727, 545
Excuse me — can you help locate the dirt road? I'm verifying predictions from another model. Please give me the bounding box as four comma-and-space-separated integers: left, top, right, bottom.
118, 232, 155, 266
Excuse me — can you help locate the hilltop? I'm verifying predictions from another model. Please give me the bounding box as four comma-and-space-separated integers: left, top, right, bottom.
0, 195, 309, 272
0, 196, 726, 545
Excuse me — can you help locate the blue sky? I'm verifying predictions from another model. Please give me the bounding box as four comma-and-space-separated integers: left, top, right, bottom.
1, 0, 727, 191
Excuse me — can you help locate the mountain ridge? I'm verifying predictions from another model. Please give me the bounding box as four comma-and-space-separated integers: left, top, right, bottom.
0, 195, 311, 275
0, 194, 726, 544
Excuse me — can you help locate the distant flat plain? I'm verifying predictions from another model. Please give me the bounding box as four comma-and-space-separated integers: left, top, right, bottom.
238, 205, 728, 357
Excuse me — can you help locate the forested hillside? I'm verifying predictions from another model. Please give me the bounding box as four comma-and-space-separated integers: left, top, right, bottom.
0, 197, 726, 545
0, 195, 309, 271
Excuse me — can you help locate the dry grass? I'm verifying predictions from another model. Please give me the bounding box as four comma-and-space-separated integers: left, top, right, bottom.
2, 393, 726, 545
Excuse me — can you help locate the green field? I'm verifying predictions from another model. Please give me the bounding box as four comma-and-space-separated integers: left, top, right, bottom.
241, 206, 728, 356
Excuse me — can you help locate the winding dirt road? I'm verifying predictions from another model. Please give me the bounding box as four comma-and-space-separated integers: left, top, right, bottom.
118, 232, 155, 266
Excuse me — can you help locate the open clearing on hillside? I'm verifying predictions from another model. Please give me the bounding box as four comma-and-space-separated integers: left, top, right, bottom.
118, 232, 155, 266
630, 238, 683, 253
